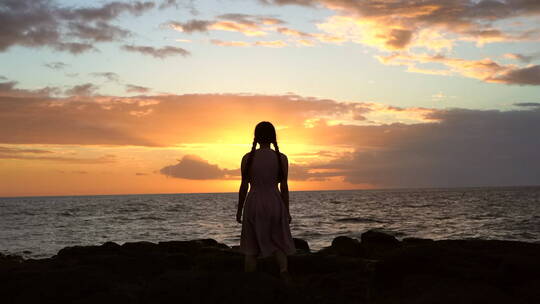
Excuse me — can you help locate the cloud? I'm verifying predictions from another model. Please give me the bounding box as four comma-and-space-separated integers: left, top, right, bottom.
67, 21, 131, 42
121, 44, 190, 58
210, 39, 251, 47
0, 79, 61, 98
504, 53, 540, 63
217, 13, 284, 26
65, 83, 99, 96
0, 0, 154, 54
276, 27, 312, 37
90, 72, 120, 82
377, 53, 540, 86
264, 0, 540, 50
0, 90, 376, 146
0, 146, 53, 154
159, 0, 198, 14
158, 104, 540, 187
259, 0, 540, 85
168, 20, 213, 33
125, 84, 151, 94
254, 40, 287, 48
210, 39, 288, 48
284, 107, 540, 187
168, 14, 321, 46
0, 147, 116, 164
167, 14, 285, 37
488, 65, 540, 85
160, 155, 238, 179
44, 62, 69, 70
1, 86, 540, 187
514, 102, 540, 107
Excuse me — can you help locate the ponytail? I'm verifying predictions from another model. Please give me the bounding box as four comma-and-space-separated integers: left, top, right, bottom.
273, 141, 284, 182
242, 140, 257, 181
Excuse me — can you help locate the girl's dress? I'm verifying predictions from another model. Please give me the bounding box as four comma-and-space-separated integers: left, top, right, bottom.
240, 148, 296, 257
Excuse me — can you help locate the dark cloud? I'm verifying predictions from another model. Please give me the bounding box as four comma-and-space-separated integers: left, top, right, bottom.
168, 20, 213, 33
514, 102, 540, 107
0, 79, 61, 97
298, 107, 540, 188
125, 84, 151, 93
65, 83, 99, 96
0, 147, 116, 164
489, 65, 540, 85
217, 13, 284, 25
159, 0, 198, 14
259, 0, 316, 5
57, 1, 155, 21
0, 76, 7, 80
0, 0, 153, 54
0, 146, 53, 154
54, 42, 96, 54
160, 0, 180, 9
67, 21, 131, 42
121, 44, 190, 58
44, 62, 68, 70
90, 72, 120, 82
160, 155, 238, 179
386, 29, 413, 49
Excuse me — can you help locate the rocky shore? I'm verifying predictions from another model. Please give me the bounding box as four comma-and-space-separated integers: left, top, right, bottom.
1, 230, 539, 304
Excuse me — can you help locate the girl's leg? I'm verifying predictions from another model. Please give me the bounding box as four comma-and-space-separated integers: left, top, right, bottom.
244, 254, 257, 272
273, 250, 288, 273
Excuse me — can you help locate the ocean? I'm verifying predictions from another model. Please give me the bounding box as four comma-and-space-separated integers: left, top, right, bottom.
1, 187, 539, 258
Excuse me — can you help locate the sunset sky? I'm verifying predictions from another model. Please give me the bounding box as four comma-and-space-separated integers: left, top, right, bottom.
1, 0, 540, 196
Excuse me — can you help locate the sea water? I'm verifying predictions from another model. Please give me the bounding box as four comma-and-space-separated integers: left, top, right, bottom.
1, 187, 539, 258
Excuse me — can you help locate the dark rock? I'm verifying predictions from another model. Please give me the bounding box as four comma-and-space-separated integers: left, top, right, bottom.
402, 237, 434, 244
361, 229, 400, 245
157, 239, 229, 254
330, 236, 363, 256
371, 239, 540, 304
360, 230, 401, 258
121, 241, 158, 254
293, 238, 310, 253
2, 237, 540, 304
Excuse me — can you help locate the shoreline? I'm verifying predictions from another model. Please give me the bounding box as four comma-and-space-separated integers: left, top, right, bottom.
2, 230, 539, 304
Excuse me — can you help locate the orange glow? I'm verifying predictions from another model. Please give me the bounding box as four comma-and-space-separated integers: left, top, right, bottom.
0, 93, 439, 197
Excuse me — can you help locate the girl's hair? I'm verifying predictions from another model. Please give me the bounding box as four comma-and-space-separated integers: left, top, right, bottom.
243, 121, 284, 182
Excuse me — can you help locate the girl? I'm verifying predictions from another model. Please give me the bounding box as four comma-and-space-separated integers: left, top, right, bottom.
236, 121, 295, 278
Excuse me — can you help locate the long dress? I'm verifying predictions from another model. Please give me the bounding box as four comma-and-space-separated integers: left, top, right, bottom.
240, 148, 296, 258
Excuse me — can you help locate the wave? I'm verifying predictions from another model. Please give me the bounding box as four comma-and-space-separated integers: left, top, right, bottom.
335, 217, 383, 224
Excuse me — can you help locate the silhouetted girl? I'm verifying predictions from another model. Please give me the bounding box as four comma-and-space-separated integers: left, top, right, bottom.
236, 121, 295, 278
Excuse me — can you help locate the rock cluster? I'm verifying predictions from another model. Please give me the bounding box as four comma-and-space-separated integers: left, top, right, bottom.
1, 230, 539, 303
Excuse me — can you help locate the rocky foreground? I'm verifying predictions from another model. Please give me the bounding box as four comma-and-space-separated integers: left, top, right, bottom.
1, 230, 539, 304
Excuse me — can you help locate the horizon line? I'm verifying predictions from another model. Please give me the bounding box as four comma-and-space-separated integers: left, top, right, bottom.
2, 184, 540, 199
